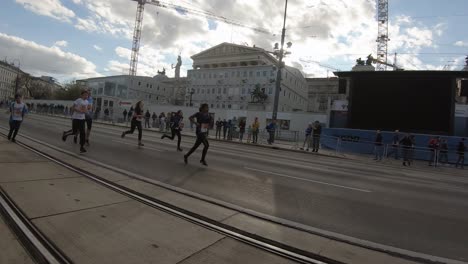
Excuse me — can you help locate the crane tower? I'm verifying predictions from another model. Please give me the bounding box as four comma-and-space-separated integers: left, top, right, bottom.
129, 0, 146, 76
376, 0, 389, 71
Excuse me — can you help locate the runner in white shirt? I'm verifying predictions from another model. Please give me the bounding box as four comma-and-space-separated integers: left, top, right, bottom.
7, 94, 28, 143
62, 90, 89, 153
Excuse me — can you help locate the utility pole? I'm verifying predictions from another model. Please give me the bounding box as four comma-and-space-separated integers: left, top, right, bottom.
272, 0, 289, 121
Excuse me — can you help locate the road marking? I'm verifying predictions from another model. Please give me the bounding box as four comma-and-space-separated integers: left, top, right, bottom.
244, 167, 372, 193
112, 140, 163, 152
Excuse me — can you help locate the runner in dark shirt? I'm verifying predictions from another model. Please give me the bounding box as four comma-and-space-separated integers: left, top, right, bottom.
184, 104, 212, 166
161, 110, 184, 151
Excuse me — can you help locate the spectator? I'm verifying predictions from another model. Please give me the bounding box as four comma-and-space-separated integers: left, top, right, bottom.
159, 112, 166, 132
215, 118, 222, 139
312, 121, 322, 152
123, 109, 128, 122
400, 133, 413, 166
455, 138, 466, 169
227, 120, 233, 140
301, 123, 313, 151
246, 125, 252, 143
439, 138, 449, 166
387, 130, 400, 160
127, 108, 133, 123
239, 120, 246, 142
104, 108, 110, 121
152, 112, 157, 127
373, 130, 383, 161
252, 117, 260, 144
222, 119, 228, 140
266, 120, 276, 145
144, 110, 151, 128
428, 136, 440, 166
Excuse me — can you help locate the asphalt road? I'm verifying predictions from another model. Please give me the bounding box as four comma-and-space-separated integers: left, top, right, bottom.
2, 113, 468, 262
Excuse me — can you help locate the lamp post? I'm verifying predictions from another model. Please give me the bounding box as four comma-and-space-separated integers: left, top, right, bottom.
11, 59, 21, 96
272, 0, 289, 121
189, 88, 195, 106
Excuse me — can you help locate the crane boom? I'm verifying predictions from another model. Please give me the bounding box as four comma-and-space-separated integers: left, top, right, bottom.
146, 0, 272, 34
129, 0, 146, 76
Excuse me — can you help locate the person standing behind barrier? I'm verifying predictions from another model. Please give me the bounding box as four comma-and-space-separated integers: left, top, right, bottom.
239, 120, 246, 142
266, 120, 276, 145
7, 94, 28, 143
438, 138, 449, 166
222, 119, 228, 140
252, 117, 260, 144
387, 130, 400, 159
62, 90, 89, 153
373, 130, 383, 161
400, 134, 413, 166
159, 113, 166, 132
161, 110, 184, 151
428, 136, 440, 166
215, 118, 222, 139
312, 121, 322, 152
123, 109, 128, 122
227, 120, 233, 140
455, 138, 466, 169
121, 101, 144, 147
247, 125, 252, 143
301, 123, 313, 151
144, 110, 151, 128
184, 104, 212, 166
152, 112, 157, 127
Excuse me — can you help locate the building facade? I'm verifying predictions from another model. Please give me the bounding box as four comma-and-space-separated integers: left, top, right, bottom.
0, 61, 22, 100
306, 77, 346, 113
186, 43, 308, 112
78, 74, 183, 116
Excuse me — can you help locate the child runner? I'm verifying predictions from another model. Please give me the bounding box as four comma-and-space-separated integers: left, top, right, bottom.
121, 101, 144, 146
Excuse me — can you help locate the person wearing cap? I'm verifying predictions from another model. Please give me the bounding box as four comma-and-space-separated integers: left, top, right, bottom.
7, 94, 28, 143
161, 110, 184, 151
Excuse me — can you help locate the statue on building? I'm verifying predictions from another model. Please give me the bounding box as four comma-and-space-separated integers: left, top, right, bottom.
366, 54, 374, 66
250, 84, 268, 103
171, 55, 182, 79
157, 68, 166, 75
356, 58, 365, 66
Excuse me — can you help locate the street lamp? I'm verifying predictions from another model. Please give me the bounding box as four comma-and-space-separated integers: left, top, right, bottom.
11, 59, 21, 96
189, 88, 195, 106
272, 0, 290, 121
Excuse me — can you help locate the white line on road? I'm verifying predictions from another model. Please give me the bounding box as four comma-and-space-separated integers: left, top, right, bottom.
112, 140, 164, 152
244, 167, 372, 193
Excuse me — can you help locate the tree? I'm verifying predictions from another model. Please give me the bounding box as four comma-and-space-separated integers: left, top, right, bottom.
52, 81, 83, 100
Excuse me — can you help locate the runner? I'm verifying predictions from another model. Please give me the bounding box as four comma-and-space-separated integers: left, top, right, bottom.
7, 94, 28, 143
161, 110, 184, 151
74, 88, 93, 146
184, 104, 211, 166
62, 90, 89, 153
121, 101, 144, 146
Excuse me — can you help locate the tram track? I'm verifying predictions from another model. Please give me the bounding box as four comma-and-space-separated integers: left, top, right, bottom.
0, 130, 339, 264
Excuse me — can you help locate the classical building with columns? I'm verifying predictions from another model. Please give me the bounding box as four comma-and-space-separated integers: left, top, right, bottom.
186, 43, 308, 112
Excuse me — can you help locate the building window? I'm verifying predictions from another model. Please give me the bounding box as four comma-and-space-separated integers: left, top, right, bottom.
213, 73, 217, 78
283, 90, 286, 96
256, 71, 260, 77
249, 71, 253, 77
207, 89, 210, 94
201, 89, 204, 94
243, 71, 247, 77
224, 72, 228, 78
268, 87, 272, 94
263, 71, 267, 77
217, 104, 220, 108
222, 104, 225, 108
223, 88, 227, 94
228, 104, 231, 109
212, 88, 215, 94
146, 83, 149, 88
197, 88, 200, 94
138, 81, 141, 86
237, 71, 240, 77
211, 104, 214, 108
231, 72, 235, 77
218, 88, 221, 94
150, 84, 153, 88
203, 73, 206, 79
242, 88, 245, 94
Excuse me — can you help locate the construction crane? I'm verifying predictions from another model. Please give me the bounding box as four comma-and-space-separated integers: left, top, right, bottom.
367, 54, 402, 70
129, 0, 272, 76
376, 0, 389, 71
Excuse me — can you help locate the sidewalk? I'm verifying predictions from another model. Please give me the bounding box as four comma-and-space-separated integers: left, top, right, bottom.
0, 133, 433, 264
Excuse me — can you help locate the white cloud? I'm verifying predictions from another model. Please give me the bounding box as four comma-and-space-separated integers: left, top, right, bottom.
93, 44, 102, 51
15, 0, 75, 23
72, 0, 82, 4
455, 41, 468, 47
54, 40, 68, 47
0, 33, 100, 80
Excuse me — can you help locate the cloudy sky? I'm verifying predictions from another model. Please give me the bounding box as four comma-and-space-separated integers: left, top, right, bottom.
0, 0, 467, 82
